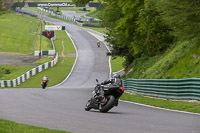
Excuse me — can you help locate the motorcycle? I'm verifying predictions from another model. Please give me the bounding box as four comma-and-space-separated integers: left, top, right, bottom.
97, 41, 100, 47
41, 80, 47, 89
85, 79, 124, 113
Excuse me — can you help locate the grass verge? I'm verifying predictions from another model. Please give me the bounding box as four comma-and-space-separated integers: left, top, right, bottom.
17, 57, 75, 88
0, 119, 70, 133
111, 56, 125, 72
0, 65, 34, 80
0, 12, 51, 53
121, 92, 200, 113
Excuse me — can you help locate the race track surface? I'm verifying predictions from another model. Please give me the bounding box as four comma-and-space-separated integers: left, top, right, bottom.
0, 10, 200, 133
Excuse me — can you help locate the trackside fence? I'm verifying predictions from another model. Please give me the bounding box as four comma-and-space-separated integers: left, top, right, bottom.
0, 53, 58, 87
122, 78, 200, 100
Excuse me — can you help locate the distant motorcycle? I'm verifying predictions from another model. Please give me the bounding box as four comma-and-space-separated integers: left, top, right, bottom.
41, 80, 47, 89
85, 79, 124, 113
97, 41, 100, 47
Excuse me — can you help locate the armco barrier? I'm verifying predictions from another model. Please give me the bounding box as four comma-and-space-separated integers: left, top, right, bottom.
123, 78, 200, 100
0, 53, 58, 87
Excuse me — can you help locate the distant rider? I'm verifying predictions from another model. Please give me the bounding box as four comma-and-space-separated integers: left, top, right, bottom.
41, 75, 48, 85
97, 41, 100, 47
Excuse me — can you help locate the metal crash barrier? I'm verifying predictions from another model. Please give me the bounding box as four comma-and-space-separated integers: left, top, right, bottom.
123, 78, 200, 100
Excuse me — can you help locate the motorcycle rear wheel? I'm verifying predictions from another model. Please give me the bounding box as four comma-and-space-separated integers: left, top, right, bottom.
99, 95, 115, 113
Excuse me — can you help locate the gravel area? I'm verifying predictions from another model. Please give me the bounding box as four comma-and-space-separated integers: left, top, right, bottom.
0, 52, 39, 66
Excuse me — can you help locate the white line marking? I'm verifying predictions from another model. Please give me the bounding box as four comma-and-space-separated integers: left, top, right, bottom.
120, 100, 200, 116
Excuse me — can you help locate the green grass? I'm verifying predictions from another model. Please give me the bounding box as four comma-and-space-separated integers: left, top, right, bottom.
0, 119, 70, 133
35, 30, 52, 51
0, 65, 34, 80
33, 58, 53, 64
17, 57, 75, 88
111, 56, 125, 72
86, 9, 101, 19
121, 92, 200, 113
81, 24, 105, 33
124, 39, 200, 79
54, 30, 76, 54
88, 27, 105, 33
0, 13, 51, 53
0, 13, 37, 53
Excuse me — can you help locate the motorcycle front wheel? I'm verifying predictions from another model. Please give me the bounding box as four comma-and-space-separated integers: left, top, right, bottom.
42, 83, 46, 89
99, 95, 115, 113
85, 99, 92, 111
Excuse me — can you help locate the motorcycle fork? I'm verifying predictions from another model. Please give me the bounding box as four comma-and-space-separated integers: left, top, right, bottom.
90, 97, 100, 109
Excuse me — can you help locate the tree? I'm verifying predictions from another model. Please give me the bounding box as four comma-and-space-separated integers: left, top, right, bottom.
134, 0, 173, 56
102, 0, 144, 64
0, 0, 3, 11
157, 0, 200, 41
0, 0, 14, 12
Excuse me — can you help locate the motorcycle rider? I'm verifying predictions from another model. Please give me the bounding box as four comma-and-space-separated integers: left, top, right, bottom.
41, 75, 48, 85
97, 40, 100, 47
97, 74, 124, 106
101, 73, 122, 87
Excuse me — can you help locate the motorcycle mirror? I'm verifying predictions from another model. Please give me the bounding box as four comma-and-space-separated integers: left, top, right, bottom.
96, 79, 99, 83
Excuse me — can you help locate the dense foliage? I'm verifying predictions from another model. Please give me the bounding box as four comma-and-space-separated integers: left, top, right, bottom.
102, 0, 174, 65
157, 0, 200, 41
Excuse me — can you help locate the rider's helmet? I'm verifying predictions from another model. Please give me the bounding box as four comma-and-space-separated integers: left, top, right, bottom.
112, 74, 122, 87
113, 73, 120, 79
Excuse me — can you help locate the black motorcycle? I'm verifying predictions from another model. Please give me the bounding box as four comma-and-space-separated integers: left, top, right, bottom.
85, 79, 124, 113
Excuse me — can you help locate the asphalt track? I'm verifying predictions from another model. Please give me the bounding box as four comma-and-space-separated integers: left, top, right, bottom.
0, 10, 200, 133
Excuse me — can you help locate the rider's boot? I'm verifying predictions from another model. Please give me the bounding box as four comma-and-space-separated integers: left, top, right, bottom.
114, 99, 119, 106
